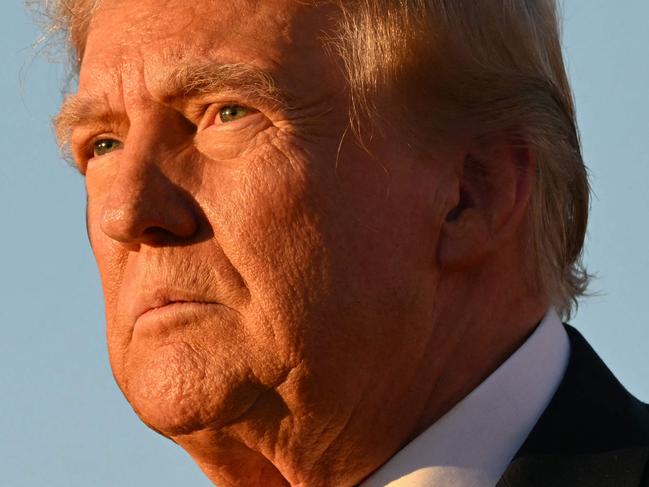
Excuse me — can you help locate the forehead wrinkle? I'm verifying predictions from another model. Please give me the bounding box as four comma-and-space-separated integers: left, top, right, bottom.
56, 38, 299, 151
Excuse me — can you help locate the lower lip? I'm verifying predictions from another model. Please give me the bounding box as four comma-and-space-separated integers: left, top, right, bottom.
134, 302, 223, 335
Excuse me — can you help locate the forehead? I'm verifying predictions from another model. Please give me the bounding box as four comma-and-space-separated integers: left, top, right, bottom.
80, 0, 337, 95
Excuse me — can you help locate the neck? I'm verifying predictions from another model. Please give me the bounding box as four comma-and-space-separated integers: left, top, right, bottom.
411, 263, 548, 439
172, 258, 549, 486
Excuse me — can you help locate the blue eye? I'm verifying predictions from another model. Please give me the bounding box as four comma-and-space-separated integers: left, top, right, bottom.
93, 139, 123, 157
218, 105, 252, 123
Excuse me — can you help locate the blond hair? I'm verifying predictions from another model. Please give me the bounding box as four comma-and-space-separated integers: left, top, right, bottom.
38, 0, 590, 318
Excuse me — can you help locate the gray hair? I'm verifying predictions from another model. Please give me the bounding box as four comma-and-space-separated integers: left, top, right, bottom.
37, 0, 590, 319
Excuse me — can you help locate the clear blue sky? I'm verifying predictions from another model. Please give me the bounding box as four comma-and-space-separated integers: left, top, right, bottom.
1, 1, 647, 485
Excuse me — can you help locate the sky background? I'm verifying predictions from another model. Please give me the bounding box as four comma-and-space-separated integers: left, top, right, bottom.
1, 1, 648, 486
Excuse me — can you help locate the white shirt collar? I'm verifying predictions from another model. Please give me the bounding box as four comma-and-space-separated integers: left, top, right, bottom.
361, 308, 570, 487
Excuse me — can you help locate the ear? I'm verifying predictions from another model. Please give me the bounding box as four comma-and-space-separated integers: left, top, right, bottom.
437, 136, 534, 270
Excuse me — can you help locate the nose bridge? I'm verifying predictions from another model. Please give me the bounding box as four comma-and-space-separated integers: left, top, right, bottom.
125, 103, 184, 164
100, 106, 199, 246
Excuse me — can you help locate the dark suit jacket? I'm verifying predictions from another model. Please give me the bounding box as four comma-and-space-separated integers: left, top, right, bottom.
497, 325, 649, 487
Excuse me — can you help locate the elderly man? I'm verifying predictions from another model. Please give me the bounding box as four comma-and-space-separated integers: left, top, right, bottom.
49, 0, 648, 485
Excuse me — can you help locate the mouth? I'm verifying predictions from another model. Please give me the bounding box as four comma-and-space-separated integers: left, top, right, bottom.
139, 300, 217, 318
133, 292, 224, 334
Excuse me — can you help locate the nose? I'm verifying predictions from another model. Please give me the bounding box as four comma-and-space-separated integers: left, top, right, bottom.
100, 118, 200, 247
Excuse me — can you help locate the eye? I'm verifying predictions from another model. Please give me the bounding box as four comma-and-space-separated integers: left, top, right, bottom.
93, 138, 123, 157
218, 105, 254, 123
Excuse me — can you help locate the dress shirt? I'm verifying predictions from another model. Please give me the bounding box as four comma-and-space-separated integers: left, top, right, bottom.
361, 308, 570, 487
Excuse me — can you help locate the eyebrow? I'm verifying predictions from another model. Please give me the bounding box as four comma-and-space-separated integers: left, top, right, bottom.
54, 62, 286, 150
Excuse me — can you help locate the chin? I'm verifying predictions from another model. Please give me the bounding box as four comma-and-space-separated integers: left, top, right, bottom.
119, 341, 265, 437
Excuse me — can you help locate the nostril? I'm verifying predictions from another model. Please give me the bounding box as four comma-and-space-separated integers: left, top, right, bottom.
141, 226, 190, 246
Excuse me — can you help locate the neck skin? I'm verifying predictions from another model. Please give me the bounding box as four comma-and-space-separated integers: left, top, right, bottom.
172, 235, 549, 487
413, 258, 549, 440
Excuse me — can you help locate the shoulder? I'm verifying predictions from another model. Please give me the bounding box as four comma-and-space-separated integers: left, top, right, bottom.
498, 325, 649, 487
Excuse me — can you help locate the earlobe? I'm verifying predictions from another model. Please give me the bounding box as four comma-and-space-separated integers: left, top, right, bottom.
437, 139, 534, 271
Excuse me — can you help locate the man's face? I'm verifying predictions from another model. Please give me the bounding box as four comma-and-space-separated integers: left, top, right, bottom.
72, 0, 454, 472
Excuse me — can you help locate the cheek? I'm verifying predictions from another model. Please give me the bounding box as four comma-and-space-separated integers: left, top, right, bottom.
198, 142, 331, 355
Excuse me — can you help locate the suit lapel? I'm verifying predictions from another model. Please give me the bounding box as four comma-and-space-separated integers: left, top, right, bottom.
497, 325, 649, 487
497, 448, 649, 487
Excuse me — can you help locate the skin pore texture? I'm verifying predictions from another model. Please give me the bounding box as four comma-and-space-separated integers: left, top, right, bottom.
64, 0, 548, 485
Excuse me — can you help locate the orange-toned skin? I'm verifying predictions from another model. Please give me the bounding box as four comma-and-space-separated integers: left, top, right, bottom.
66, 1, 548, 485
